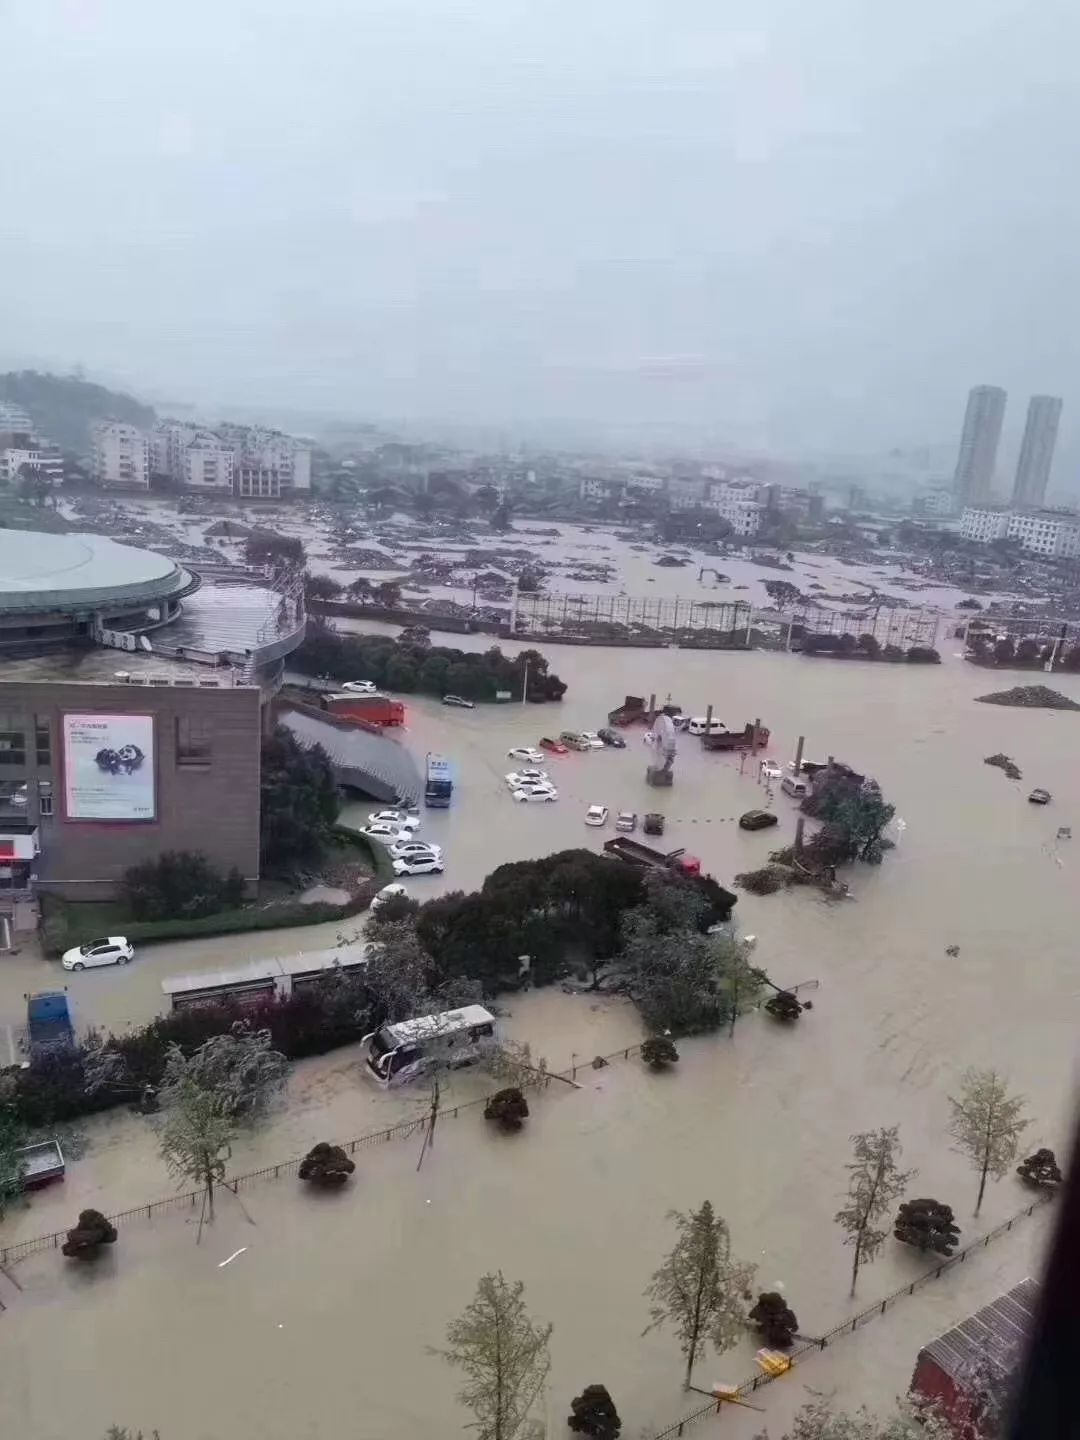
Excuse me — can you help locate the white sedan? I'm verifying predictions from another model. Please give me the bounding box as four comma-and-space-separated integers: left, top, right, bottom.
580, 731, 606, 750
341, 680, 378, 694
513, 783, 559, 803
507, 746, 545, 764
505, 768, 551, 789
585, 804, 609, 826
357, 822, 408, 846
367, 809, 421, 831
760, 761, 783, 782
393, 853, 444, 876
389, 837, 444, 860
62, 936, 134, 971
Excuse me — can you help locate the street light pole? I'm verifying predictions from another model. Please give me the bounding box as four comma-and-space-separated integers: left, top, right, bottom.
521, 657, 530, 704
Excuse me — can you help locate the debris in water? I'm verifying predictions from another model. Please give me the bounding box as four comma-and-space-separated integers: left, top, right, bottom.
945, 945, 960, 957
218, 1247, 247, 1268
976, 685, 1080, 711
984, 753, 1022, 781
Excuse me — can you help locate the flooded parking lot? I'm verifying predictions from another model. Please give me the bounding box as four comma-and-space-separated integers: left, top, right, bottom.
3, 503, 1076, 1438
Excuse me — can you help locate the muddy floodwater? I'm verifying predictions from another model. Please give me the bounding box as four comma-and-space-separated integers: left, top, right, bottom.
2, 634, 1078, 1438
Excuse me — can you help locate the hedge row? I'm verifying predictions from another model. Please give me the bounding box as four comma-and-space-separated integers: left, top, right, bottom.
40, 829, 391, 957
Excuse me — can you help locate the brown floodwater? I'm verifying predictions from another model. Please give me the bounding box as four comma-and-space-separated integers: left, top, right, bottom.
2, 634, 1077, 1439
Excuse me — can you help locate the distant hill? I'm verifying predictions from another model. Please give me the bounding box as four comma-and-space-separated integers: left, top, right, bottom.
0, 370, 156, 454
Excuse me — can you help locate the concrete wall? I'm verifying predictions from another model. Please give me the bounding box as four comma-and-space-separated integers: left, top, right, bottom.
0, 680, 262, 900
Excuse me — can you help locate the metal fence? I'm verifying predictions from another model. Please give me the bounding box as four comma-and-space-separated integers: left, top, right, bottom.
0, 1042, 647, 1267
649, 1194, 1052, 1438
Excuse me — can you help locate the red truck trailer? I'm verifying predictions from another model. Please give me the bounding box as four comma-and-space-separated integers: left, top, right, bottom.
323, 693, 405, 728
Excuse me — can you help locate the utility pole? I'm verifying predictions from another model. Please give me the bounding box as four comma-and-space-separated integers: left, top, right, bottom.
521, 657, 530, 704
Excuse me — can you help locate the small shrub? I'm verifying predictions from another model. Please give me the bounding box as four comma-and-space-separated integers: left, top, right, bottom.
298, 1142, 356, 1187
893, 1197, 960, 1256
568, 1384, 622, 1438
906, 645, 941, 664
1017, 1148, 1063, 1189
749, 1291, 799, 1347
483, 1087, 529, 1131
735, 866, 789, 895
122, 851, 245, 922
882, 643, 905, 662
764, 990, 803, 1022
62, 1208, 118, 1259
640, 1036, 679, 1070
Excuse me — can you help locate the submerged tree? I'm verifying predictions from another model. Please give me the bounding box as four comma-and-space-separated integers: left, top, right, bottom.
298, 1142, 356, 1187
892, 1198, 961, 1256
640, 1036, 680, 1070
0, 1111, 27, 1219
484, 1088, 530, 1131
157, 1027, 287, 1218
835, 1127, 914, 1295
645, 1201, 756, 1387
948, 1069, 1029, 1215
567, 1384, 621, 1438
764, 990, 803, 1022
758, 1395, 953, 1439
435, 1272, 552, 1440
749, 1291, 799, 1348
62, 1208, 118, 1259
1016, 1148, 1063, 1190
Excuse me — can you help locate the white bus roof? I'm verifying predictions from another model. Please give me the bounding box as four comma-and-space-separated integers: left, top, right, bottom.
163, 946, 367, 997
383, 1005, 495, 1045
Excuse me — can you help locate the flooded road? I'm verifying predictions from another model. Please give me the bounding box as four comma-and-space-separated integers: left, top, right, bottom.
3, 570, 1078, 1436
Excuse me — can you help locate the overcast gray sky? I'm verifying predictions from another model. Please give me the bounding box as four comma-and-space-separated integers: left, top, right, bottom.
2, 0, 1078, 474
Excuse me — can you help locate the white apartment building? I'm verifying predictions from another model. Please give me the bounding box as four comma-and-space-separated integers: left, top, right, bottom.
1007, 510, 1080, 558
961, 504, 1080, 557
235, 462, 285, 499
668, 477, 706, 510
625, 473, 665, 494
0, 402, 33, 434
91, 421, 150, 489
184, 444, 235, 492
219, 424, 311, 495
704, 481, 763, 535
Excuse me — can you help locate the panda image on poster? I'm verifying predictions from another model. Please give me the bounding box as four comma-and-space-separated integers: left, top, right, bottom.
63, 713, 156, 820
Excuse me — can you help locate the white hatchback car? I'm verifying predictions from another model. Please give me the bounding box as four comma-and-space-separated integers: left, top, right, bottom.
507, 746, 545, 764
369, 882, 409, 913
393, 853, 444, 876
62, 936, 134, 971
579, 732, 606, 750
513, 783, 559, 803
367, 809, 421, 832
585, 804, 609, 826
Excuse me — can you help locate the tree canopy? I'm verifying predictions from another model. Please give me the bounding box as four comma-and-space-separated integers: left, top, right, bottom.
259, 726, 340, 868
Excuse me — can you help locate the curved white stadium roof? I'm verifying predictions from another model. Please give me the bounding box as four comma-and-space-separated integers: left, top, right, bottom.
0, 530, 193, 613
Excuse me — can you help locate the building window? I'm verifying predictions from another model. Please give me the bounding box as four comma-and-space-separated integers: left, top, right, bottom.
39, 781, 53, 817
176, 715, 213, 765
35, 719, 51, 767
0, 730, 26, 766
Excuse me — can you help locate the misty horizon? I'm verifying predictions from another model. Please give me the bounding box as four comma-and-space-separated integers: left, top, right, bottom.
3, 0, 1079, 487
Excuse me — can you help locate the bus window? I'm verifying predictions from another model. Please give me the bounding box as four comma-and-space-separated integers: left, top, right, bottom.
470, 1023, 494, 1040
389, 1046, 421, 1076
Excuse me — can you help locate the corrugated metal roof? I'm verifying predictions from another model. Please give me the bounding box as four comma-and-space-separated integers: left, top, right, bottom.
920, 1277, 1038, 1382
280, 707, 422, 805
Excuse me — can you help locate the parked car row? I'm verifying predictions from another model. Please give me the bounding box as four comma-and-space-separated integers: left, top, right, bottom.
504, 768, 559, 803
357, 807, 445, 876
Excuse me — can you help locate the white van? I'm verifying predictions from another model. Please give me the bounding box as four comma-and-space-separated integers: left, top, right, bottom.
780, 774, 809, 798
687, 716, 727, 737
361, 1005, 497, 1086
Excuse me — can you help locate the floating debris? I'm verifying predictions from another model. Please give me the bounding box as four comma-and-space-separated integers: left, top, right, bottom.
984, 753, 1022, 781
976, 685, 1080, 711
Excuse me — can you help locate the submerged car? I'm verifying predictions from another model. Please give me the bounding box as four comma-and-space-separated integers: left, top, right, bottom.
739, 809, 779, 832
340, 680, 378, 694
615, 810, 637, 832
62, 936, 134, 971
367, 809, 420, 831
597, 728, 627, 749
357, 822, 408, 846
579, 731, 605, 750
441, 694, 475, 708
513, 783, 559, 803
393, 853, 444, 876
585, 804, 609, 826
389, 838, 444, 860
369, 882, 409, 912
539, 736, 569, 754
505, 768, 551, 789
507, 746, 545, 763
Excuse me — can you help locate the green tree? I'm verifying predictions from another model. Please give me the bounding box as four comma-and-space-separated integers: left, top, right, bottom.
363, 920, 434, 1021
948, 1068, 1029, 1215
259, 726, 340, 867
157, 1027, 287, 1217
835, 1127, 913, 1294
435, 1272, 552, 1440
759, 1395, 953, 1439
383, 653, 419, 692
645, 1201, 756, 1386
122, 851, 244, 921
0, 1109, 27, 1218
717, 942, 767, 1036
304, 573, 343, 602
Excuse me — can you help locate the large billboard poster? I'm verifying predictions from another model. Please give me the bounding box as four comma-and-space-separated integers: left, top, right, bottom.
62, 713, 156, 821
